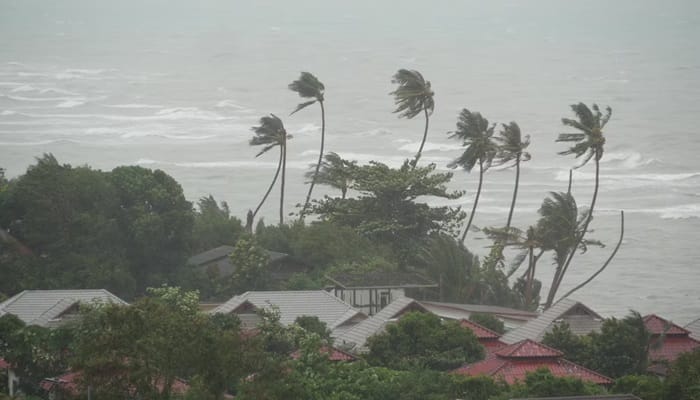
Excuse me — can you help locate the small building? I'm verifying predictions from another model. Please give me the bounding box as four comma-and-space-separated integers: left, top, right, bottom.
501, 298, 603, 344
188, 245, 311, 282
334, 296, 429, 353
209, 290, 366, 334
644, 314, 700, 375
452, 339, 612, 385
0, 289, 127, 328
326, 271, 437, 315
421, 300, 537, 331
459, 319, 507, 353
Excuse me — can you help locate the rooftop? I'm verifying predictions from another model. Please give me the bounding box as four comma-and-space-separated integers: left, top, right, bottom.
326, 271, 437, 289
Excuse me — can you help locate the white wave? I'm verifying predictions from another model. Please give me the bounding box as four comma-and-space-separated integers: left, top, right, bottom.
627, 204, 700, 220
398, 141, 463, 153
1, 110, 17, 116
0, 81, 24, 87
334, 152, 452, 168
2, 94, 78, 102
354, 128, 393, 137
5, 108, 236, 122
216, 99, 247, 109
600, 150, 659, 169
555, 170, 700, 183
56, 99, 86, 108
0, 139, 73, 146
106, 103, 163, 109
121, 131, 217, 140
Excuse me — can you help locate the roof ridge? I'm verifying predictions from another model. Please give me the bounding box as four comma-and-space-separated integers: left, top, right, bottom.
495, 339, 563, 358
559, 358, 613, 383
0, 290, 28, 311
644, 313, 690, 335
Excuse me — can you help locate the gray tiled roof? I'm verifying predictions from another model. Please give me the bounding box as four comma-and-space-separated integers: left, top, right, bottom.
335, 296, 428, 352
421, 301, 537, 321
686, 317, 700, 340
501, 298, 603, 344
0, 289, 127, 327
209, 290, 365, 330
187, 245, 236, 266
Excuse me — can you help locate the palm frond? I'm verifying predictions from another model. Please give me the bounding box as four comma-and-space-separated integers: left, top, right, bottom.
290, 100, 317, 115
390, 69, 434, 119
288, 71, 324, 101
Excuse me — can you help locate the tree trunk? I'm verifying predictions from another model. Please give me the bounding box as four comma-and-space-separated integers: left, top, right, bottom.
461, 159, 483, 242
545, 152, 600, 308
252, 150, 282, 220
300, 100, 325, 220
412, 107, 430, 169
280, 142, 287, 226
525, 246, 535, 306
505, 155, 521, 229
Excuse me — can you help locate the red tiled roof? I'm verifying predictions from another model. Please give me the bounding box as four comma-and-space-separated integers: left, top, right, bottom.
0, 358, 10, 369
643, 314, 689, 336
649, 336, 700, 363
453, 355, 612, 385
452, 340, 612, 385
495, 339, 563, 358
290, 346, 357, 362
482, 339, 508, 353
460, 319, 501, 339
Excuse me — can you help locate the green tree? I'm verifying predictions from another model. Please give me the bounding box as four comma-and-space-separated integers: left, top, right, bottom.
310, 161, 465, 266
250, 114, 292, 226
493, 122, 531, 230
416, 234, 479, 302
390, 69, 435, 168
305, 152, 357, 200
228, 236, 272, 293
542, 322, 590, 365
294, 315, 332, 341
665, 349, 700, 400
503, 369, 604, 399
366, 311, 484, 371
191, 195, 243, 253
469, 313, 505, 335
586, 312, 651, 378
447, 109, 498, 241
289, 72, 326, 219
612, 375, 665, 400
552, 103, 612, 308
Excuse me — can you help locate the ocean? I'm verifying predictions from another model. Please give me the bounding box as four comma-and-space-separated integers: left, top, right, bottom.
1, 0, 699, 323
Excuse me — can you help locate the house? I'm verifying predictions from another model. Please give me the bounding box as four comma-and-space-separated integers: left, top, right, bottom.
510, 395, 641, 400
459, 319, 507, 353
0, 289, 127, 328
421, 300, 537, 331
685, 316, 700, 341
452, 339, 612, 385
326, 271, 437, 315
501, 298, 603, 344
208, 290, 366, 334
644, 314, 700, 375
334, 296, 429, 353
188, 245, 311, 282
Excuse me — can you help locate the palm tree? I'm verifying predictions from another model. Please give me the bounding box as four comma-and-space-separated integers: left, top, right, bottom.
448, 109, 498, 242
289, 72, 326, 219
304, 152, 357, 200
249, 114, 292, 226
494, 122, 531, 229
547, 103, 611, 308
390, 69, 435, 168
537, 191, 602, 308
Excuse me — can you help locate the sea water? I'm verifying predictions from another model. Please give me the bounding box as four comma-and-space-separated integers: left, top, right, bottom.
1, 0, 699, 322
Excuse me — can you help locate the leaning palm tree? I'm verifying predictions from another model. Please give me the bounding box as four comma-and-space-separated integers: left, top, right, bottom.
494, 122, 531, 229
249, 114, 292, 226
304, 152, 357, 200
547, 103, 611, 308
390, 69, 435, 168
289, 72, 326, 219
537, 191, 603, 308
448, 109, 498, 242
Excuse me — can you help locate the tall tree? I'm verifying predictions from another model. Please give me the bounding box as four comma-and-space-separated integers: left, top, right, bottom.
289, 72, 326, 219
304, 152, 357, 200
250, 114, 292, 226
448, 109, 498, 241
390, 69, 435, 168
537, 192, 602, 308
494, 122, 531, 229
548, 103, 611, 308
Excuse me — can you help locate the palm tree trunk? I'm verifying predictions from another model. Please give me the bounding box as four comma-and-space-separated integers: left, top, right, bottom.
412, 107, 430, 169
252, 151, 283, 220
461, 159, 483, 242
280, 142, 287, 225
300, 100, 325, 220
545, 152, 601, 308
557, 210, 624, 303
524, 246, 534, 307
505, 155, 521, 229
